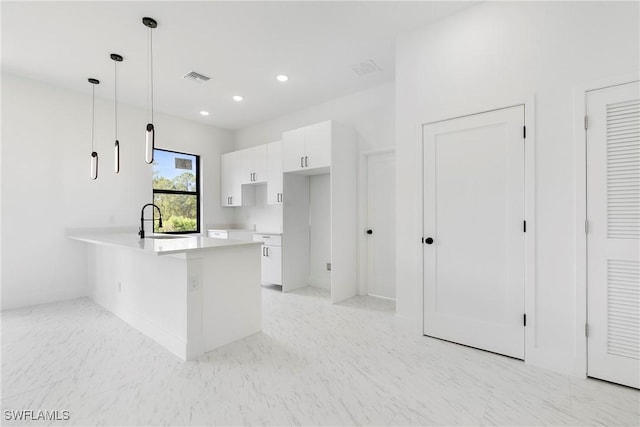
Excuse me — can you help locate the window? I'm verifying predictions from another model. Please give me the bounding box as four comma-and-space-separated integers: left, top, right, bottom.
152, 149, 200, 234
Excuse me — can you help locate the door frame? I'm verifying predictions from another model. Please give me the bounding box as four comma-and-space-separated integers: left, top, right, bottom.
419, 97, 536, 363
358, 147, 395, 297
574, 72, 640, 379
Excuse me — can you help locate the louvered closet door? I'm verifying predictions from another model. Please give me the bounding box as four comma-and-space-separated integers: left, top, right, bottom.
587, 81, 640, 389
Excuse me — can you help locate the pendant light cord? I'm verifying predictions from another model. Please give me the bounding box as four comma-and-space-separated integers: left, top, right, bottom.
148, 26, 154, 124
114, 60, 118, 140
91, 84, 95, 152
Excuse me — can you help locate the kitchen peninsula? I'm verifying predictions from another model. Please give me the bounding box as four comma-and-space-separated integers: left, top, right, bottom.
68, 231, 262, 360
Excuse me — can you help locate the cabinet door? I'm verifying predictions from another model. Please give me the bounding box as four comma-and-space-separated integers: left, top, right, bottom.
236, 147, 253, 185
282, 127, 305, 172
251, 145, 268, 183
262, 245, 282, 285
220, 152, 235, 206
267, 141, 283, 204
304, 121, 331, 169
221, 151, 243, 206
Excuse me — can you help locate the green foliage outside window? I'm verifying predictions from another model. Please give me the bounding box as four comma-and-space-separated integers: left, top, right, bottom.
152, 150, 199, 233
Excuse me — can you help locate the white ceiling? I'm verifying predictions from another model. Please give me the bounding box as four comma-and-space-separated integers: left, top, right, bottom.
2, 1, 474, 130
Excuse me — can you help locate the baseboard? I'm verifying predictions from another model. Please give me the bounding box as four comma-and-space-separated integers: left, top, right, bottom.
526, 347, 580, 377
1, 286, 89, 311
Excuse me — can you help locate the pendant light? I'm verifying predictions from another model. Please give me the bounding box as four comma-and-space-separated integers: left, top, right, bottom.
143, 17, 157, 164
88, 78, 100, 180
111, 53, 123, 173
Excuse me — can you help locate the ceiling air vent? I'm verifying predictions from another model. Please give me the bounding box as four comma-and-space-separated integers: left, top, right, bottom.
183, 71, 211, 83
351, 60, 381, 77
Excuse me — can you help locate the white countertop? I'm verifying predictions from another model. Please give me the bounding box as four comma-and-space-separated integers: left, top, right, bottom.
68, 232, 260, 255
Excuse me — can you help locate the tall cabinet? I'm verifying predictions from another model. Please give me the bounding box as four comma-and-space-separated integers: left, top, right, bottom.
267, 141, 283, 204
281, 120, 357, 303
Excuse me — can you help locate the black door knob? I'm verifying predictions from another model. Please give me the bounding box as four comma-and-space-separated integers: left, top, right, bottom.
425, 237, 434, 244
366, 229, 373, 235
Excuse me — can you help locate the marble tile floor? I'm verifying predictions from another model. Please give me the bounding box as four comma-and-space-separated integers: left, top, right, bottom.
1, 286, 639, 426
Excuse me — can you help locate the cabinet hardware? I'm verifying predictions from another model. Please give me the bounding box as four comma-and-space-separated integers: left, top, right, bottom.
300, 157, 304, 168
305, 156, 308, 167
265, 247, 269, 257
523, 314, 527, 326
262, 246, 266, 256
424, 237, 434, 245
229, 196, 233, 205
366, 229, 373, 235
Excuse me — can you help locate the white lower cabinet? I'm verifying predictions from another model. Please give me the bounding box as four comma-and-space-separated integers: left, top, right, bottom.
254, 234, 282, 285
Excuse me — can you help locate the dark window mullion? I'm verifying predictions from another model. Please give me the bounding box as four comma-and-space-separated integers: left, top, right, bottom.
152, 189, 197, 196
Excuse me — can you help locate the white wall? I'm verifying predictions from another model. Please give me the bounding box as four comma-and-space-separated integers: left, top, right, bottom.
234, 82, 394, 153
233, 184, 283, 233
1, 74, 235, 310
395, 1, 639, 374
309, 174, 331, 289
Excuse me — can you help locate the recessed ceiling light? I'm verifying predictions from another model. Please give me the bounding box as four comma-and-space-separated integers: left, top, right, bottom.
276, 74, 289, 82
232, 95, 244, 102
200, 111, 209, 116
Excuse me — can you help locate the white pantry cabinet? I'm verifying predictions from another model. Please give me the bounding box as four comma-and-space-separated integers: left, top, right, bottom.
282, 121, 332, 172
267, 141, 283, 204
221, 151, 243, 207
282, 120, 358, 303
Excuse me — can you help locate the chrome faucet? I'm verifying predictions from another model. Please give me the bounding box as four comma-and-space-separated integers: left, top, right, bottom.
139, 203, 163, 239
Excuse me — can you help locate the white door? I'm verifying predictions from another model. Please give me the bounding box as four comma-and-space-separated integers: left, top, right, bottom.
586, 81, 640, 389
423, 106, 525, 359
366, 151, 396, 299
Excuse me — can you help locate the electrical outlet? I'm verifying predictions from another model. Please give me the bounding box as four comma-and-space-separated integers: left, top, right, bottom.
189, 276, 199, 292
326, 263, 332, 271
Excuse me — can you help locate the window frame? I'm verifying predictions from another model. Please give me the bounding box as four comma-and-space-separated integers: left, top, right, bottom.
152, 148, 201, 235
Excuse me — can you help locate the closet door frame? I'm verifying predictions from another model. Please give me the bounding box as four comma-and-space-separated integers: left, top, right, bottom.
574, 72, 640, 379
418, 95, 536, 362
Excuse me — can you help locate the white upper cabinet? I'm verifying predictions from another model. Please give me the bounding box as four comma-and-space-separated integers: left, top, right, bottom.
267, 141, 283, 204
304, 121, 332, 170
221, 151, 242, 207
282, 121, 331, 173
238, 145, 267, 184
282, 128, 306, 172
